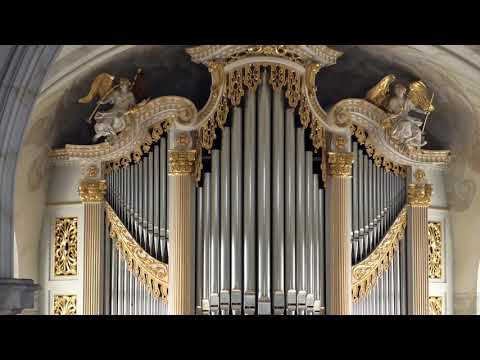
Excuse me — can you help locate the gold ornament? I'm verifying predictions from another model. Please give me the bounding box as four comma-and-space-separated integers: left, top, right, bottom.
168, 150, 197, 176
428, 222, 442, 279
78, 179, 107, 202
53, 295, 77, 315
327, 152, 355, 177
54, 218, 78, 276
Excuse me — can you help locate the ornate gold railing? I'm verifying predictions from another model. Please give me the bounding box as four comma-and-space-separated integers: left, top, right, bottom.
351, 207, 407, 303
105, 203, 168, 303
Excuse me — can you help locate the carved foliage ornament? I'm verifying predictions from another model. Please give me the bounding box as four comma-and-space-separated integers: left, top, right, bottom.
53, 295, 77, 315
428, 222, 442, 280
352, 207, 407, 302
54, 218, 78, 276
407, 172, 433, 207
429, 296, 443, 315
106, 204, 168, 302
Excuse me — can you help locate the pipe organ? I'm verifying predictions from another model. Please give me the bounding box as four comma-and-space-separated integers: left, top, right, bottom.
105, 136, 169, 315
350, 134, 407, 315
47, 45, 450, 316
195, 71, 326, 315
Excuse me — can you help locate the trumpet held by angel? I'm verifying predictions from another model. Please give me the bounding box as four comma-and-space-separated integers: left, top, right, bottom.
78, 69, 148, 142
366, 74, 435, 148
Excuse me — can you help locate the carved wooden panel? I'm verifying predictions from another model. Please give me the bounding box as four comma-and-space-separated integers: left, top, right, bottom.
53, 295, 77, 315
428, 222, 442, 280
54, 217, 78, 276
429, 296, 442, 315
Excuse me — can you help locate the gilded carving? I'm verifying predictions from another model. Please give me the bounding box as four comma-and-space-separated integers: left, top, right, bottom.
106, 204, 168, 302
168, 150, 197, 176
428, 296, 443, 315
53, 295, 77, 315
54, 218, 78, 276
78, 179, 107, 202
327, 152, 355, 177
428, 222, 442, 279
352, 207, 407, 302
408, 170, 433, 207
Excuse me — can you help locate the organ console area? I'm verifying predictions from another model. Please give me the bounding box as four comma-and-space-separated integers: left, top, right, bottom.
44, 45, 451, 315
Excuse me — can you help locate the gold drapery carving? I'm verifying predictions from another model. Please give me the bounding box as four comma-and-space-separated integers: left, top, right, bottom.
106, 204, 168, 302
429, 296, 443, 315
352, 207, 407, 303
327, 152, 355, 177
428, 222, 442, 280
198, 62, 325, 155
350, 124, 407, 177
78, 179, 107, 202
54, 218, 78, 276
53, 295, 77, 315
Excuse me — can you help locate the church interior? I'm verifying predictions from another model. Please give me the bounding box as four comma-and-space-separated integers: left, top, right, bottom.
1, 45, 479, 315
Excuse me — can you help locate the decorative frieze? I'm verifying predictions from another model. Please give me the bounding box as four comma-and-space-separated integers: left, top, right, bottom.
53, 295, 77, 315
54, 217, 78, 276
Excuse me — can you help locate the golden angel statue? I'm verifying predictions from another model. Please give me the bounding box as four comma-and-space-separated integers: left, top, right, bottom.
78, 69, 147, 142
366, 75, 434, 148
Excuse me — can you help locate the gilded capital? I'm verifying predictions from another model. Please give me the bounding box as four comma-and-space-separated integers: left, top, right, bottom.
407, 183, 433, 207
327, 152, 355, 177
78, 179, 107, 202
168, 150, 197, 176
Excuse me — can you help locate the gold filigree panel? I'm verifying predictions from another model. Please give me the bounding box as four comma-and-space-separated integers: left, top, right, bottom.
429, 296, 443, 315
53, 295, 77, 315
428, 222, 442, 279
54, 218, 78, 276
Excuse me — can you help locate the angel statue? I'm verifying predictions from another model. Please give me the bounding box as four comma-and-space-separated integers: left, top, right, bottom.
366, 75, 435, 149
78, 68, 148, 143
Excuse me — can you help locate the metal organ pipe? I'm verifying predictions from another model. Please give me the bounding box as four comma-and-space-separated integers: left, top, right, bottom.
220, 127, 231, 315
210, 149, 220, 314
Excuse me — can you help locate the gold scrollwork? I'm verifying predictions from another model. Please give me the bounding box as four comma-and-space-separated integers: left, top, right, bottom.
352, 207, 407, 302
227, 69, 244, 107
168, 150, 197, 176
428, 222, 442, 279
429, 296, 443, 315
407, 183, 433, 207
54, 218, 78, 276
53, 295, 77, 315
106, 204, 168, 302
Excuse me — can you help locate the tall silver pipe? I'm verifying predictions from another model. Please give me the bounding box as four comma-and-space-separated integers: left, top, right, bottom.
305, 151, 314, 314
243, 88, 256, 315
220, 127, 231, 315
143, 155, 149, 253
153, 145, 160, 259
372, 160, 377, 247
137, 161, 144, 248
313, 174, 320, 314
358, 149, 364, 261
285, 108, 296, 315
159, 137, 167, 262
148, 153, 154, 258
196, 188, 203, 315
202, 173, 211, 313
395, 246, 401, 315
111, 242, 118, 315
352, 142, 359, 263
368, 158, 374, 252
272, 88, 285, 315
118, 254, 124, 315
231, 107, 243, 315
363, 154, 369, 257
257, 73, 271, 315
133, 163, 139, 243
390, 257, 395, 315
296, 127, 306, 314
124, 258, 130, 315
210, 149, 220, 314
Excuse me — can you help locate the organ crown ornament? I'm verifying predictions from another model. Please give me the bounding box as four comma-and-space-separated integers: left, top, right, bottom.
366, 75, 435, 150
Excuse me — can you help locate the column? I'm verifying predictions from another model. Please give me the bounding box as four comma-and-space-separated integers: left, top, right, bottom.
325, 136, 354, 315
406, 169, 432, 315
79, 178, 107, 315
167, 134, 196, 315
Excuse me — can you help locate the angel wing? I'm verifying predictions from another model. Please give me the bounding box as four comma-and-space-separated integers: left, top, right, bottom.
78, 73, 115, 104
365, 74, 396, 108
407, 80, 435, 112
